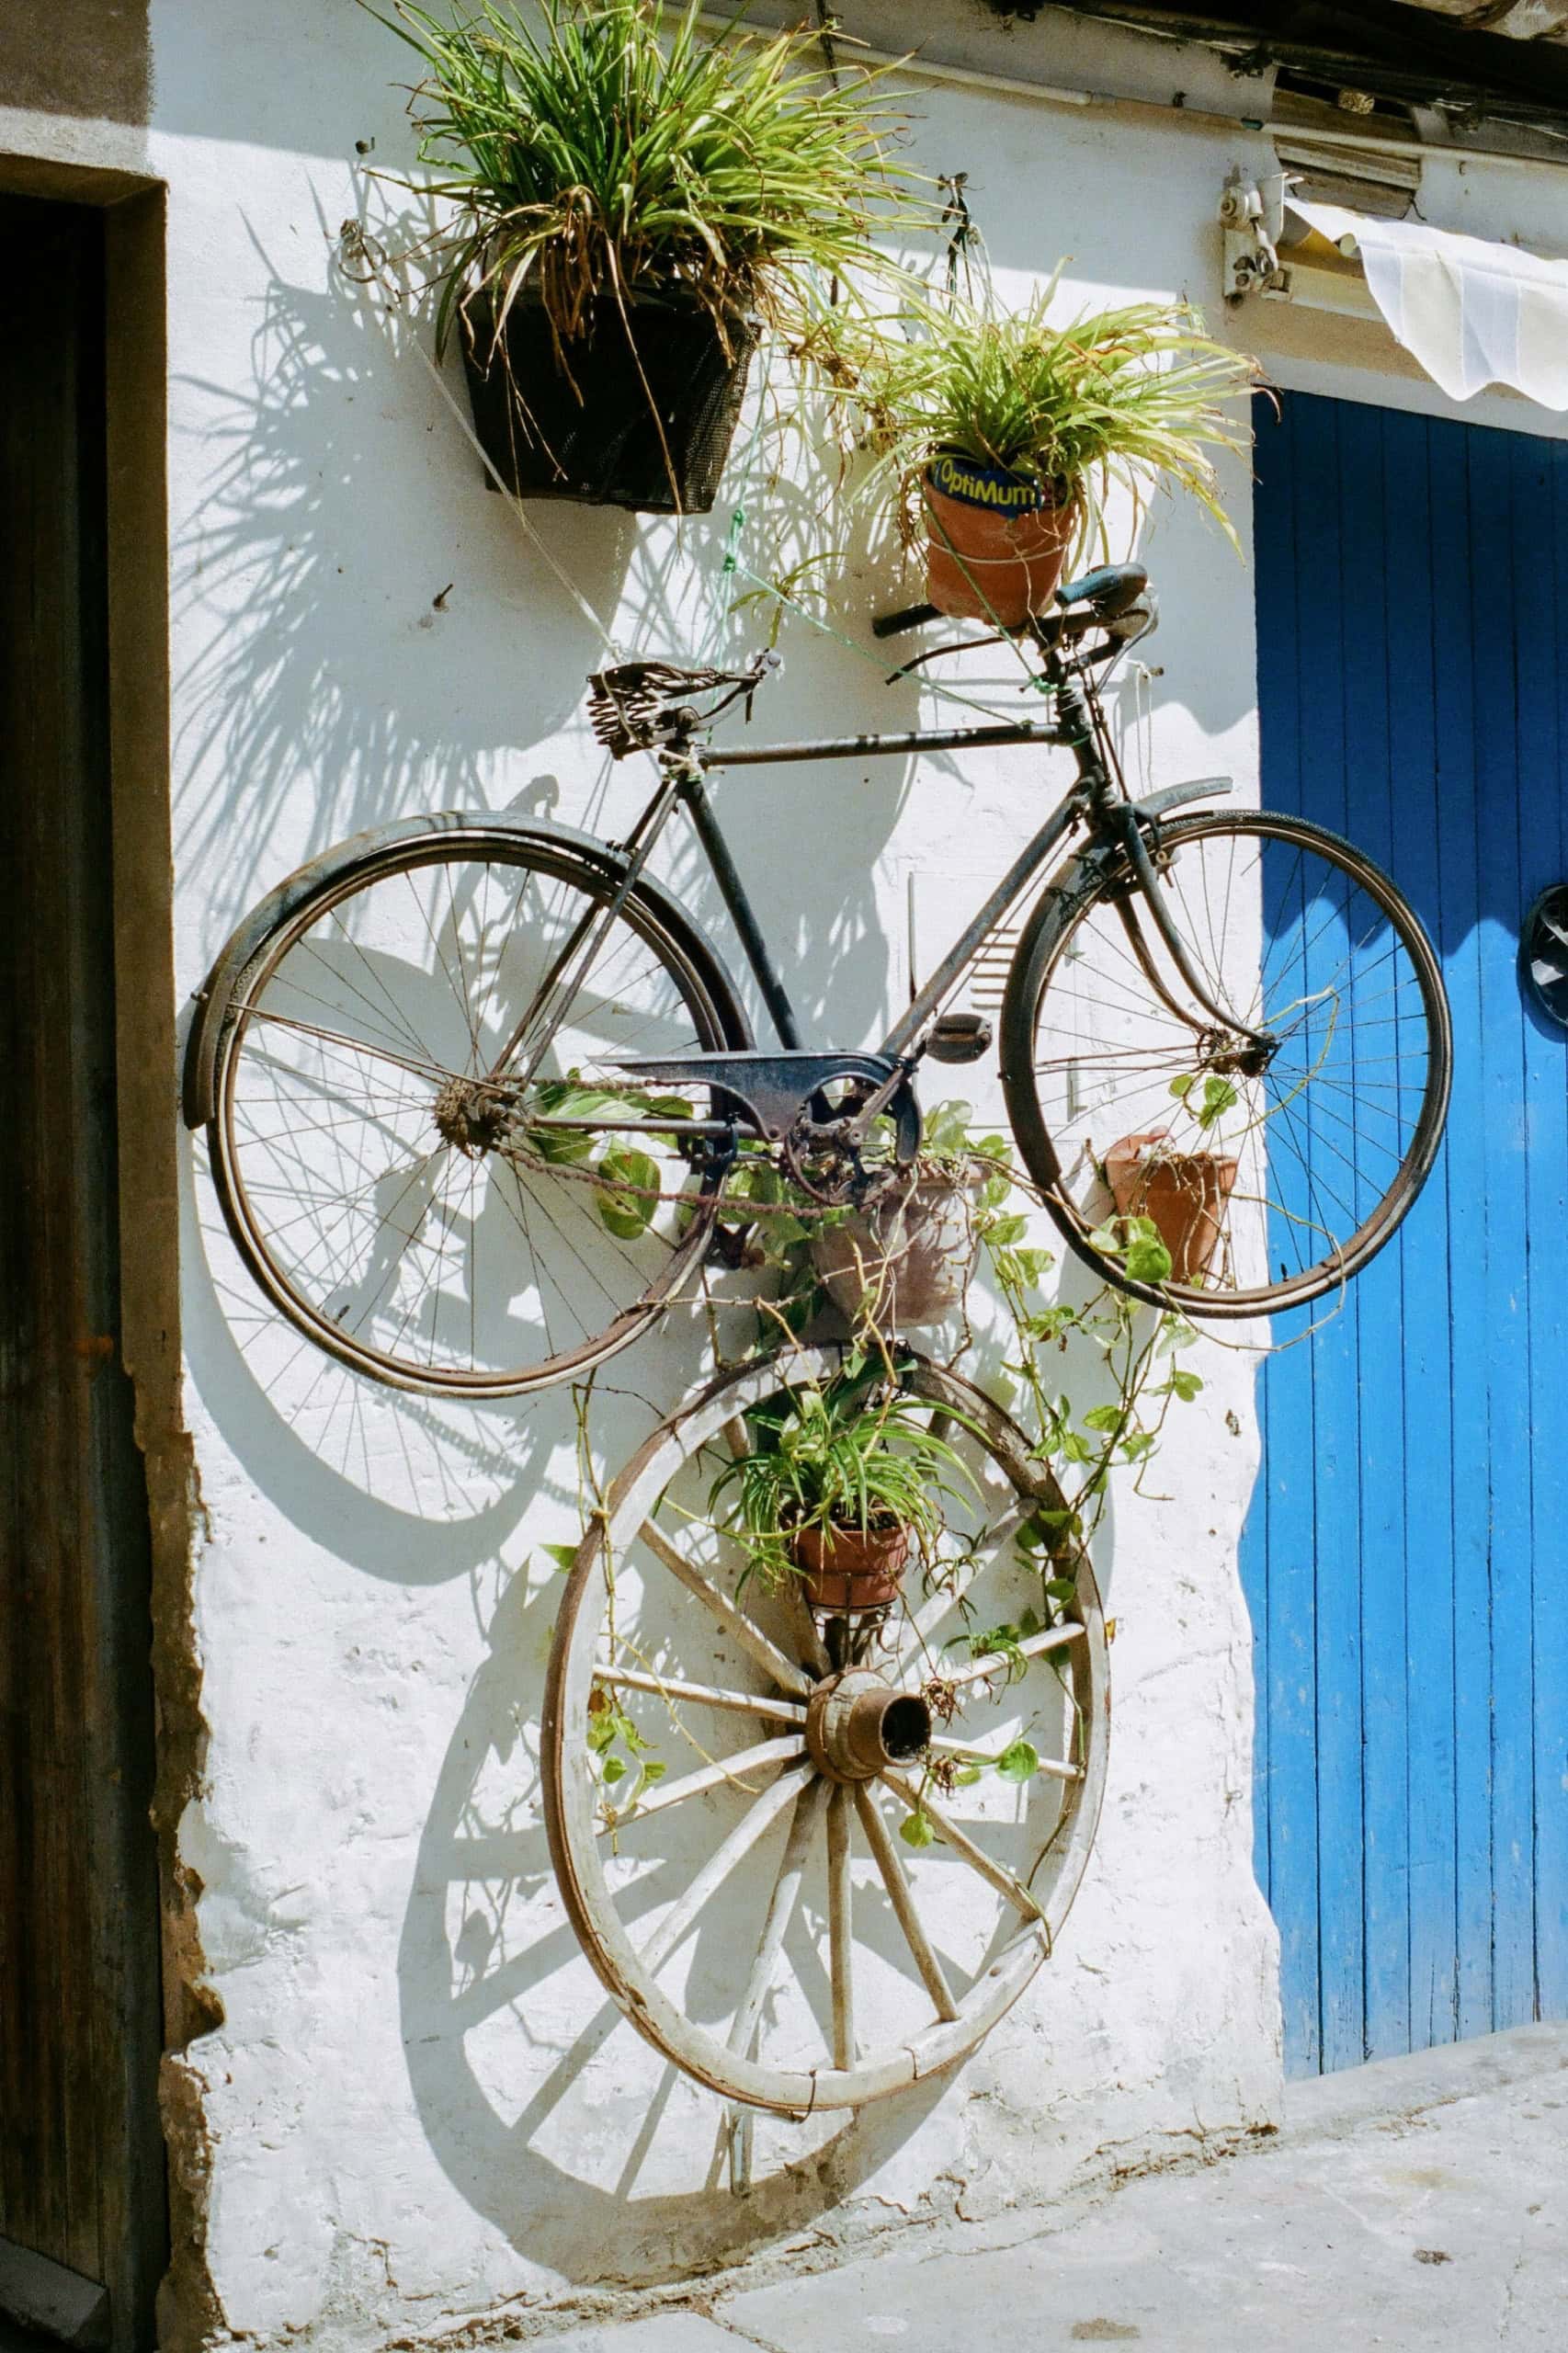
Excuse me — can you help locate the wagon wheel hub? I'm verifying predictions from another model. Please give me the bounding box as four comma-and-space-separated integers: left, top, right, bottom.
805, 1666, 932, 1785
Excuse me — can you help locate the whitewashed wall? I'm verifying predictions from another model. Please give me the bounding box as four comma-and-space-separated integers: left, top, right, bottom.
12, 0, 1568, 2342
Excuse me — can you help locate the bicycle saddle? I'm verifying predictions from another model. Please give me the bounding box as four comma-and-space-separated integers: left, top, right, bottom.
587, 653, 778, 758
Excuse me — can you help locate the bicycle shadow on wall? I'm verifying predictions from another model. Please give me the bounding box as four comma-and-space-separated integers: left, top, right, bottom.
170, 221, 638, 914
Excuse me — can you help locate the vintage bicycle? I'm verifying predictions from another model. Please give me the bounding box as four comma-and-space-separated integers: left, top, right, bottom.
184, 563, 1453, 1399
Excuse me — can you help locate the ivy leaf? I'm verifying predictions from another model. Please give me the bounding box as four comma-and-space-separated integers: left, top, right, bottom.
900, 1809, 937, 1849
1168, 1072, 1196, 1100
985, 1213, 1028, 1247
600, 1754, 627, 1784
1197, 1076, 1240, 1131
1044, 1577, 1078, 1606
995, 1739, 1040, 1784
639, 1758, 667, 1786
595, 1147, 660, 1239
541, 1541, 579, 1575
1122, 1233, 1174, 1284
1168, 1367, 1204, 1402
1082, 1404, 1125, 1435
953, 1765, 983, 1787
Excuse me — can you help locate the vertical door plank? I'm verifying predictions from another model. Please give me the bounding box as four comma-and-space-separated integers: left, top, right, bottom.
1343, 402, 1411, 2064
1421, 415, 1494, 2048
1381, 411, 1459, 2053
1249, 391, 1322, 2073
1466, 425, 1536, 2032
1528, 441, 1568, 2020
1293, 393, 1367, 2072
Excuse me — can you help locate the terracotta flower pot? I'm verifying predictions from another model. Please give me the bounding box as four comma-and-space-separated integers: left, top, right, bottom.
810, 1172, 981, 1330
921, 451, 1076, 627
1105, 1130, 1240, 1286
790, 1519, 912, 1613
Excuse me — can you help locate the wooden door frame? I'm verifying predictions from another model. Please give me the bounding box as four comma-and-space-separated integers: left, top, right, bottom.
0, 157, 193, 2353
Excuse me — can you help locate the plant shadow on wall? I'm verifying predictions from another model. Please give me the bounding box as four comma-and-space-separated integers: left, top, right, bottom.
171, 216, 639, 917
396, 1111, 1199, 2271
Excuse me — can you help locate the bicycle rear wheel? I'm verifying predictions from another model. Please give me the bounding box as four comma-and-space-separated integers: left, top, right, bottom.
1002, 808, 1451, 1317
204, 827, 747, 1395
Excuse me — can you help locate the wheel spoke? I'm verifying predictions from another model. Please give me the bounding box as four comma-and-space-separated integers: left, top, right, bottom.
936, 1620, 1085, 1695
597, 1734, 807, 1834
880, 1768, 1048, 1924
929, 1734, 1082, 1784
727, 1779, 830, 2061
826, 1783, 855, 2069
853, 1783, 960, 2022
892, 1502, 1033, 1679
639, 1518, 814, 1698
593, 1665, 807, 1724
641, 1763, 814, 1977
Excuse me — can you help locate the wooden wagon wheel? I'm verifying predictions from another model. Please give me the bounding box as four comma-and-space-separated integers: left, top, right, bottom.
541, 1347, 1110, 2117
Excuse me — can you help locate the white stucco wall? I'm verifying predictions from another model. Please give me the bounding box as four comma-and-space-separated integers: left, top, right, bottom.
11, 1, 1568, 2344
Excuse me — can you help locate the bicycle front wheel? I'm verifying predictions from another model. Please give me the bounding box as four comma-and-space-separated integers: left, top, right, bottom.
1002, 809, 1452, 1317
205, 827, 747, 1396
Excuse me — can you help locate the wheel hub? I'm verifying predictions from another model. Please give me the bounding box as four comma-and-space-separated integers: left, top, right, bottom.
805, 1667, 932, 1785
1198, 1027, 1278, 1079
433, 1074, 509, 1155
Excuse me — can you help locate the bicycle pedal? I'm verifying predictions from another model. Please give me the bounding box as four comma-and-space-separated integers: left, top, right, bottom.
927, 1013, 994, 1065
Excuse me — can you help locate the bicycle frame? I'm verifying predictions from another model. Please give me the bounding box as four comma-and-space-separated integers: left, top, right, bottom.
506, 637, 1252, 1148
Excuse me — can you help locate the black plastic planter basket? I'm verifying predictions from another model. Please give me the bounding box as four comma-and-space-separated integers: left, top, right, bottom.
459, 290, 756, 515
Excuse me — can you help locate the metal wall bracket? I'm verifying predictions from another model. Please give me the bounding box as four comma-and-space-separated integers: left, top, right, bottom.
1221, 167, 1293, 305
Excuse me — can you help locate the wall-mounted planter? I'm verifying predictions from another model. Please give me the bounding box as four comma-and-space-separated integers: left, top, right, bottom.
810, 1170, 981, 1329
921, 450, 1076, 627
1105, 1130, 1239, 1286
459, 290, 756, 514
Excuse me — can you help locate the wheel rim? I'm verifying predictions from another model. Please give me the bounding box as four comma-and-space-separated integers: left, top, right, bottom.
1016, 812, 1449, 1317
208, 839, 732, 1396
542, 1347, 1110, 2115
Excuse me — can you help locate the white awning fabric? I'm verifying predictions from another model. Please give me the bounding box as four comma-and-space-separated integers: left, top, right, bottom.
1288, 197, 1568, 410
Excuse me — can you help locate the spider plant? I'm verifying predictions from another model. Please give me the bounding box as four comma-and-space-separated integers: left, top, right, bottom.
709, 1369, 975, 1593
819, 276, 1259, 556
369, 0, 915, 358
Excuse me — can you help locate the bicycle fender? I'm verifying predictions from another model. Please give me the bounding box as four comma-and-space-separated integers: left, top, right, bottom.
181, 810, 750, 1130
1129, 776, 1232, 823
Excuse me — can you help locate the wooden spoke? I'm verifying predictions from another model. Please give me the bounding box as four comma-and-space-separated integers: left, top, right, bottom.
929, 1733, 1082, 1785
879, 1768, 1048, 1925
826, 1783, 855, 2070
892, 1502, 1033, 1677
598, 1734, 807, 1834
593, 1665, 807, 1724
640, 1518, 814, 1699
936, 1621, 1086, 1695
853, 1783, 960, 2022
641, 1763, 814, 1977
727, 1779, 829, 2061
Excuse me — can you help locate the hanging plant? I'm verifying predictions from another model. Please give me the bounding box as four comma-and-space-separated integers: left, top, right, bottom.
707, 1362, 978, 1611
370, 0, 916, 512
812, 273, 1259, 622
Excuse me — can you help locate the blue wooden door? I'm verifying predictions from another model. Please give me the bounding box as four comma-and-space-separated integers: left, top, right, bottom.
1243, 391, 1568, 2075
